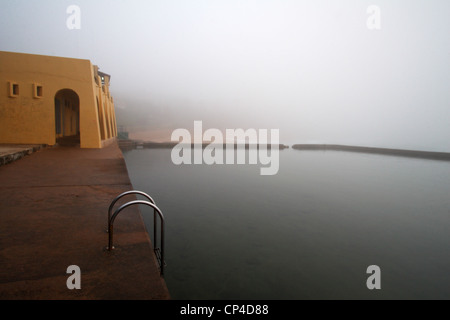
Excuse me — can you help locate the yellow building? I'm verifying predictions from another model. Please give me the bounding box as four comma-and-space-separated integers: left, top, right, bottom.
0, 51, 117, 148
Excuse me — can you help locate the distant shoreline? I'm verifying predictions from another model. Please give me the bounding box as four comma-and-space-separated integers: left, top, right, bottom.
118, 139, 450, 161
292, 144, 450, 161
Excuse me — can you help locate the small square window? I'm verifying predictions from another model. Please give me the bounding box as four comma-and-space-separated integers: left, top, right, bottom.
8, 81, 19, 97
33, 83, 43, 98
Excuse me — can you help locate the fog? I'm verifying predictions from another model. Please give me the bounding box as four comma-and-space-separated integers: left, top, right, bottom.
1, 0, 449, 151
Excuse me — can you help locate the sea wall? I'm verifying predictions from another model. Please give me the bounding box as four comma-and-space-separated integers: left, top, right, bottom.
292, 144, 450, 161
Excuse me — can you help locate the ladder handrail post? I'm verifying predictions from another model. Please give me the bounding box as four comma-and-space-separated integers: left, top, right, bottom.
154, 209, 157, 250
160, 217, 165, 276
107, 223, 114, 251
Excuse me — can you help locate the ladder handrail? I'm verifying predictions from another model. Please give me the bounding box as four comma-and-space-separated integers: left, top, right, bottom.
107, 199, 166, 276
107, 191, 159, 255
107, 190, 155, 233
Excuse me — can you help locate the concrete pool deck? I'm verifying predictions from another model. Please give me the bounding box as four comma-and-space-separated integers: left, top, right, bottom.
0, 141, 170, 299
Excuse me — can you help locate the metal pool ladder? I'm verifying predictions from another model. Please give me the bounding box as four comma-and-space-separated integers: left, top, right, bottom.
106, 190, 166, 276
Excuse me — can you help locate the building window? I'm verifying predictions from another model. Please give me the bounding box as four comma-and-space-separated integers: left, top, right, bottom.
33, 83, 43, 98
13, 84, 19, 95
8, 82, 19, 97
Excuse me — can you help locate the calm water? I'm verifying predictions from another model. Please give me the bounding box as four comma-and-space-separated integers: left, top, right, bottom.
122, 148, 450, 299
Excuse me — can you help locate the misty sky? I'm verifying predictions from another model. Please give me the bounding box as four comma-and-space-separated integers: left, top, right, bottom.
1, 0, 449, 151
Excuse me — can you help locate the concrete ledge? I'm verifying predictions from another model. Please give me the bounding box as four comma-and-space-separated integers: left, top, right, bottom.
0, 144, 47, 166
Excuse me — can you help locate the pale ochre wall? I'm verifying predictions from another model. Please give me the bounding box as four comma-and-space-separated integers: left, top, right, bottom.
0, 51, 117, 148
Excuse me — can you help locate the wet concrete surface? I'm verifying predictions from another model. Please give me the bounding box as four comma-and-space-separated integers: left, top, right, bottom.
0, 142, 170, 299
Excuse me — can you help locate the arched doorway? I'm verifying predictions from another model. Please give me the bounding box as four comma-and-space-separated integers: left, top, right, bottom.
54, 89, 80, 146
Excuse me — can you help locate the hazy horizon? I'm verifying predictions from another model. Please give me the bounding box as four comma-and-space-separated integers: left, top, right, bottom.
1, 0, 449, 151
